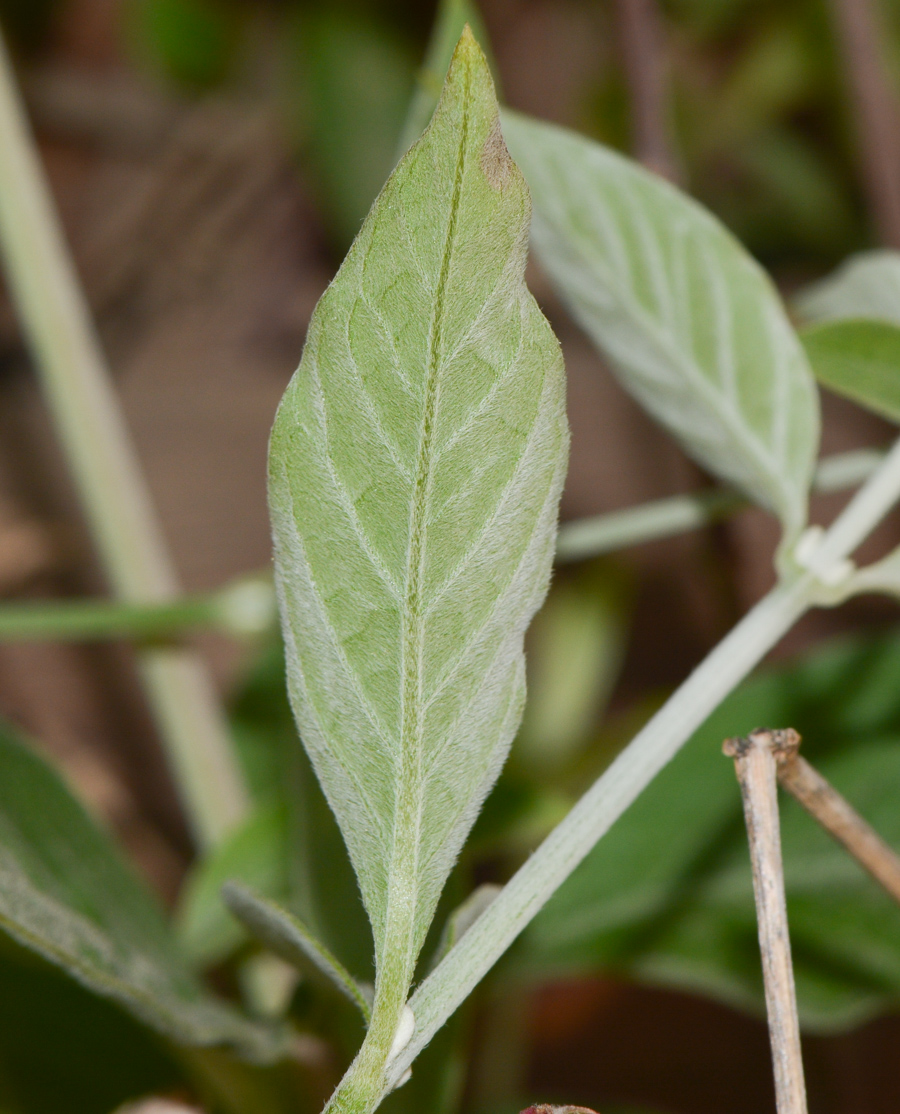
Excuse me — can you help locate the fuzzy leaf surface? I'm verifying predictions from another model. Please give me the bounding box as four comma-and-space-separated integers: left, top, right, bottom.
503, 111, 819, 539
268, 36, 568, 972
795, 250, 900, 326
0, 722, 283, 1061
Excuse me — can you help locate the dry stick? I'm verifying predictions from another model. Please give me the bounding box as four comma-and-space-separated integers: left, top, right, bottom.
0, 29, 248, 849
774, 733, 900, 907
614, 0, 679, 182
829, 0, 900, 247
723, 729, 808, 1114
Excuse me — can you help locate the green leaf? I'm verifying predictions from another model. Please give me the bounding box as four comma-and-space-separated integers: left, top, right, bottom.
268, 29, 568, 991
795, 250, 900, 326
223, 883, 373, 1022
800, 319, 900, 425
0, 721, 284, 1061
291, 11, 415, 247
396, 0, 496, 158
0, 939, 182, 1114
176, 800, 289, 968
516, 563, 629, 775
502, 111, 820, 540
511, 629, 900, 1031
128, 0, 239, 89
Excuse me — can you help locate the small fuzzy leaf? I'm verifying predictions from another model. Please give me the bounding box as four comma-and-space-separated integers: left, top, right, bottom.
801, 319, 900, 425
503, 111, 819, 540
223, 883, 373, 1021
0, 722, 284, 1061
268, 31, 568, 978
795, 250, 900, 326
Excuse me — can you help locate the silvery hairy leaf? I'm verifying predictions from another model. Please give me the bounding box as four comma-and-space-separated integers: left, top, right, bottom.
0, 721, 284, 1062
268, 30, 568, 978
503, 111, 820, 541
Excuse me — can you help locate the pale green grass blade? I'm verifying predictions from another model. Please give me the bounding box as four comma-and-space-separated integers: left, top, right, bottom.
0, 721, 285, 1062
224, 883, 373, 1021
795, 250, 900, 326
801, 319, 900, 426
268, 31, 568, 982
503, 111, 819, 541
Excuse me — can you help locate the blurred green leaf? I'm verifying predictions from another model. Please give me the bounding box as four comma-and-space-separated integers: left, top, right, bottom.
695, 21, 813, 157
290, 10, 415, 246
795, 250, 900, 326
0, 937, 182, 1114
511, 628, 900, 1031
176, 800, 290, 968
503, 110, 820, 542
735, 129, 855, 256
128, 0, 239, 89
516, 564, 629, 776
801, 318, 900, 424
0, 721, 284, 1061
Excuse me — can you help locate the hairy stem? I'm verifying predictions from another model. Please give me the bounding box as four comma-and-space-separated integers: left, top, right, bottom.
0, 28, 248, 848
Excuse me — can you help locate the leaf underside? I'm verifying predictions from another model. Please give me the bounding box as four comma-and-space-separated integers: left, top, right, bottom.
268, 33, 568, 973
0, 723, 283, 1061
502, 111, 819, 539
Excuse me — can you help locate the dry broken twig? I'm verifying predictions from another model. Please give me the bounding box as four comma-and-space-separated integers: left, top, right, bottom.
772, 729, 900, 907
724, 728, 808, 1114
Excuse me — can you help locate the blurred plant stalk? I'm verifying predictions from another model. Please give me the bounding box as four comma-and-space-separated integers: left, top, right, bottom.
0, 574, 276, 644
556, 447, 884, 563
0, 26, 249, 850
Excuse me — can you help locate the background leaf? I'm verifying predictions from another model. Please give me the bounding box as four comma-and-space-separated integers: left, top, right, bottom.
0, 937, 182, 1114
800, 319, 900, 425
176, 800, 289, 969
503, 111, 820, 540
268, 32, 568, 978
288, 10, 414, 248
0, 721, 283, 1061
511, 628, 900, 1031
795, 249, 900, 326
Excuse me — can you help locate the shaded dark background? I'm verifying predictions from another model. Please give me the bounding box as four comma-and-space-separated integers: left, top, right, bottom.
2, 0, 900, 1111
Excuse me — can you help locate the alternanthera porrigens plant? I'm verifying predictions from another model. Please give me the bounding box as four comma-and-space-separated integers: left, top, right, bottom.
258, 22, 900, 1114
6, 2, 900, 1112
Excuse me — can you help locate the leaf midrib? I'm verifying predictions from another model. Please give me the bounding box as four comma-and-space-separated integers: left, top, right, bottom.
388, 64, 473, 965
